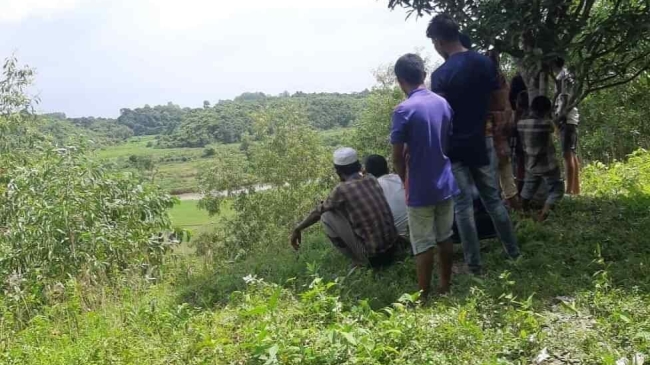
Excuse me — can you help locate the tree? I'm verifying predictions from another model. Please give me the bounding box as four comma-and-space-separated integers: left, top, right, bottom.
387, 0, 650, 117
0, 57, 176, 323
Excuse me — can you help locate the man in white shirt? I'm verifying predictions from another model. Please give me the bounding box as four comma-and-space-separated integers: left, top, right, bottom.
363, 155, 409, 238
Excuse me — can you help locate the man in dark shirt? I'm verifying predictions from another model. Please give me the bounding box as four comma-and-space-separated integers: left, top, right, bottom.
427, 14, 520, 274
290, 147, 399, 268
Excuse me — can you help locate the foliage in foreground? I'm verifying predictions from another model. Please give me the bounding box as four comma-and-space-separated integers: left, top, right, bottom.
4, 148, 650, 364
0, 57, 177, 326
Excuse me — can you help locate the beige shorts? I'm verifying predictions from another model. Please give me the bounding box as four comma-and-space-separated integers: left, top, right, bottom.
407, 199, 455, 255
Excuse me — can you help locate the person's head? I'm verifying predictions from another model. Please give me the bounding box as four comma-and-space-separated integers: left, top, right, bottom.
426, 14, 461, 59
530, 95, 552, 118
333, 147, 361, 181
364, 155, 389, 178
516, 91, 529, 111
394, 53, 426, 95
552, 56, 565, 73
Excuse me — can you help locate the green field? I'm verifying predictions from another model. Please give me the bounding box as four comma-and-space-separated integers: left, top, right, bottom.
96, 136, 199, 159
97, 129, 350, 196
168, 199, 233, 232
96, 136, 241, 194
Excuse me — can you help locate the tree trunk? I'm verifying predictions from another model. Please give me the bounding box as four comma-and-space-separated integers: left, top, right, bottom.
515, 58, 545, 105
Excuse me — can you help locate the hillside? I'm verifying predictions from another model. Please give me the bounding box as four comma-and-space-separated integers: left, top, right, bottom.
41, 91, 369, 151
5, 152, 650, 364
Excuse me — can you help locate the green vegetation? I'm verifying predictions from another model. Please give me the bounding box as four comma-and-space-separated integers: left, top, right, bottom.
39, 113, 133, 147
169, 200, 233, 233
156, 91, 367, 148
0, 57, 177, 328
3, 5, 650, 359
581, 74, 650, 163
5, 152, 650, 363
388, 0, 650, 122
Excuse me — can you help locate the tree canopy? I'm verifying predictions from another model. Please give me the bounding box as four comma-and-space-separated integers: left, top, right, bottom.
156, 91, 366, 148
388, 0, 650, 116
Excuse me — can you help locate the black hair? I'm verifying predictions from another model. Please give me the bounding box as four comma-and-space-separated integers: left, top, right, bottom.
459, 33, 472, 49
426, 14, 460, 42
509, 75, 526, 109
394, 53, 426, 86
334, 161, 362, 177
516, 91, 529, 110
553, 57, 565, 68
364, 155, 389, 178
530, 95, 552, 116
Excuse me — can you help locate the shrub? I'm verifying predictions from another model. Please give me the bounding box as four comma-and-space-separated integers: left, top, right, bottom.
0, 147, 176, 278
202, 147, 216, 158
198, 103, 332, 256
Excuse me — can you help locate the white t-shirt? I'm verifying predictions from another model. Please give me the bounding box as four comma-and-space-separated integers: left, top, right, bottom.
377, 174, 409, 237
555, 68, 580, 125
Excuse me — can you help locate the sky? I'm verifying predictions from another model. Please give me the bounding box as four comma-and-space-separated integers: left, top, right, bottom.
0, 0, 438, 118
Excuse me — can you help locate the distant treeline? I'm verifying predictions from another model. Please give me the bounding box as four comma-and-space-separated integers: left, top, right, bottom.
42, 90, 369, 148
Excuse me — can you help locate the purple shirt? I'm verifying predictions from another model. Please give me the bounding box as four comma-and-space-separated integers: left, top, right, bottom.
390, 88, 458, 207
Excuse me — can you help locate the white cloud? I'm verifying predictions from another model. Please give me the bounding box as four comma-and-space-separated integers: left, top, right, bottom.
0, 0, 84, 23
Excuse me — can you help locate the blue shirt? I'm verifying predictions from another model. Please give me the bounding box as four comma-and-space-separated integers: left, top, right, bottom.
431, 51, 499, 166
390, 88, 458, 207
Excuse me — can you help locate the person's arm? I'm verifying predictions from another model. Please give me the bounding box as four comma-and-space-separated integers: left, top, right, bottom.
290, 208, 321, 250
390, 106, 408, 183
553, 77, 561, 112
290, 189, 342, 250
392, 143, 407, 183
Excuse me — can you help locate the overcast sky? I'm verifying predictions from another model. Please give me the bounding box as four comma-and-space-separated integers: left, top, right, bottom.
0, 0, 438, 118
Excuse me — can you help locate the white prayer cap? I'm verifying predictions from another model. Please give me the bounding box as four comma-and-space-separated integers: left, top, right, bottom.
333, 147, 358, 166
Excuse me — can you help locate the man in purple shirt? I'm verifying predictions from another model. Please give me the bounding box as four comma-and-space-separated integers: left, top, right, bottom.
391, 53, 459, 296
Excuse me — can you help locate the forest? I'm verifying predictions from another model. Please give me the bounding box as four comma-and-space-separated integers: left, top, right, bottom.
41, 91, 368, 149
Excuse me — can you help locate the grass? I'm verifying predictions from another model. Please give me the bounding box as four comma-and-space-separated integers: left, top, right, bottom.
96, 136, 241, 194
156, 160, 204, 194
169, 199, 233, 233
95, 136, 204, 160
5, 152, 650, 363
97, 129, 351, 194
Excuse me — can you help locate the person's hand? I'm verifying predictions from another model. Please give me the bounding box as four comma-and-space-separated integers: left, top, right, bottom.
290, 228, 302, 251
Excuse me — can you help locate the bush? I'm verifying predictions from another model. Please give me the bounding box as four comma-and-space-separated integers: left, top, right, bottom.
580, 74, 650, 163
0, 147, 176, 284
198, 103, 332, 256
202, 147, 216, 157
582, 148, 650, 197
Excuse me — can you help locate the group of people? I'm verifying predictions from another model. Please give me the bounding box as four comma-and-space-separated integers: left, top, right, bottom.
289, 14, 581, 297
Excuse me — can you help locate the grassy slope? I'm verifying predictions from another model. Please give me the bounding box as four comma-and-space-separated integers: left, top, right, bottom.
5, 162, 650, 364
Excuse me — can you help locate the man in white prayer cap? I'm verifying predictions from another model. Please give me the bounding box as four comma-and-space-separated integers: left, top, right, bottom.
290, 147, 401, 268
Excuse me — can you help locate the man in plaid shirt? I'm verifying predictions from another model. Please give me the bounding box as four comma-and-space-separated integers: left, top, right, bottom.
518, 96, 565, 221
290, 147, 400, 268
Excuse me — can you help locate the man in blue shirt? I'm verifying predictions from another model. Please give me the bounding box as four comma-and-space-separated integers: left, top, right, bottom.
391, 53, 458, 295
427, 14, 520, 275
